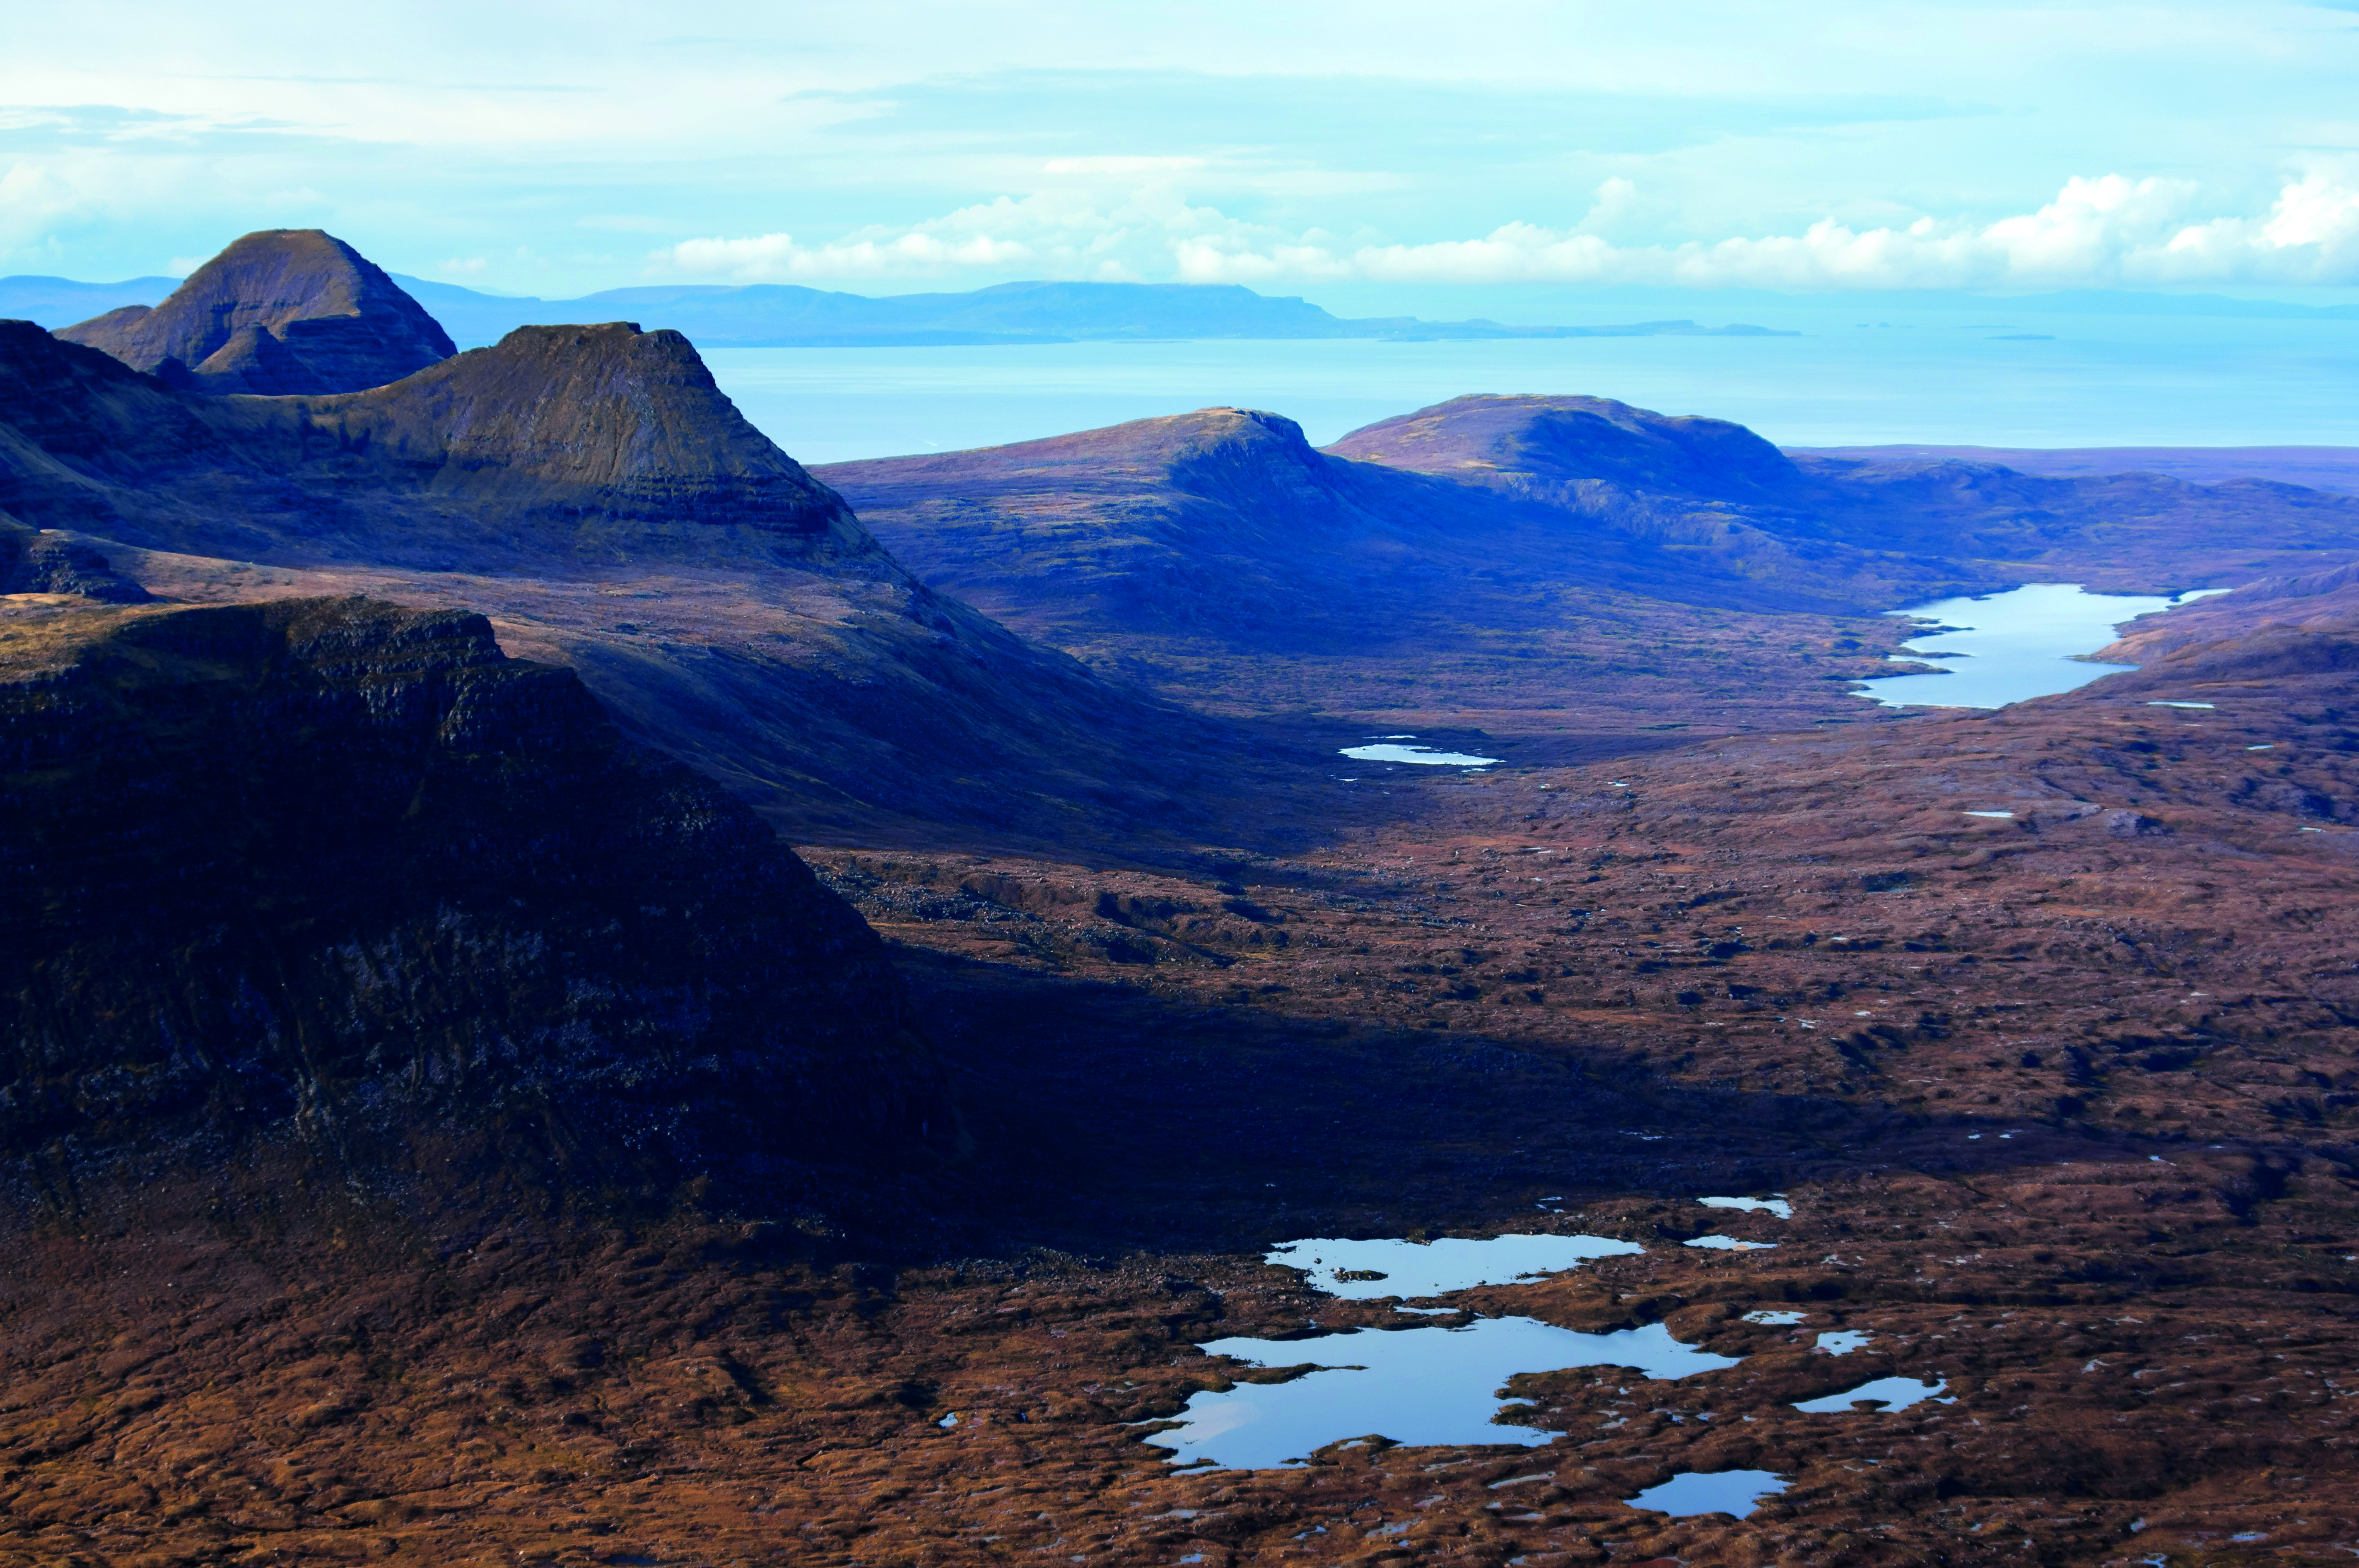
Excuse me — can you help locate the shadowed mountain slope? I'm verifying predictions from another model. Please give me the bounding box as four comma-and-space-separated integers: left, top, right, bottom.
815, 407, 1968, 742
819, 403, 1950, 629
0, 320, 1290, 852
820, 394, 2359, 747
0, 595, 953, 1214
1795, 443, 2359, 496
55, 229, 454, 395
0, 515, 148, 601
1339, 394, 2359, 586
2091, 557, 2359, 669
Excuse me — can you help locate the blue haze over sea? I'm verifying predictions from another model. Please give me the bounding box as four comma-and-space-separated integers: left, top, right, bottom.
709, 308, 2359, 465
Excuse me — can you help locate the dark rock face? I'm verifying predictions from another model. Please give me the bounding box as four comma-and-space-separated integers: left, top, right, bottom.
0, 518, 148, 601
0, 596, 951, 1198
54, 229, 456, 395
242, 322, 873, 564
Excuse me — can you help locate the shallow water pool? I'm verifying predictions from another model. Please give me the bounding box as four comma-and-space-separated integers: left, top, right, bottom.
1339, 742, 1503, 767
1624, 1469, 1789, 1518
1794, 1375, 1949, 1412
1149, 1319, 1741, 1470
1266, 1234, 1643, 1299
1855, 584, 2218, 709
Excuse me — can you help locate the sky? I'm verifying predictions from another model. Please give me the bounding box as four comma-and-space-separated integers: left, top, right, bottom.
7, 0, 2359, 307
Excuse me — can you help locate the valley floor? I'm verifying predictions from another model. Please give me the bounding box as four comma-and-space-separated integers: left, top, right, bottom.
9, 664, 2358, 1568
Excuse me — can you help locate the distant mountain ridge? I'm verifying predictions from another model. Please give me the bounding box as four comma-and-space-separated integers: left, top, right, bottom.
1796, 444, 2359, 496
0, 274, 180, 325
392, 277, 1798, 349
0, 268, 1788, 349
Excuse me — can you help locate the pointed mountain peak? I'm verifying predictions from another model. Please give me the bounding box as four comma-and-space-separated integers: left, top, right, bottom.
55, 229, 455, 395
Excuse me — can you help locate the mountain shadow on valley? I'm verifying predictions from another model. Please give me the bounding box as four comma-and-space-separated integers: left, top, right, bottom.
0, 595, 955, 1229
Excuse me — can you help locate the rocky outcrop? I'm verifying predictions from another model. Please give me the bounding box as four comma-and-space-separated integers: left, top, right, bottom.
55, 229, 455, 395
0, 596, 953, 1202
0, 518, 148, 600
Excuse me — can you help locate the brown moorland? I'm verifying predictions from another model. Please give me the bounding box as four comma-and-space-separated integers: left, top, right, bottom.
6, 232, 2359, 1568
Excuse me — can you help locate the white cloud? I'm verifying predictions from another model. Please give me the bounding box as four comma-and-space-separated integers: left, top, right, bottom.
1041, 156, 1205, 176
1173, 170, 2359, 289
0, 152, 208, 264
658, 166, 2359, 292
650, 185, 1244, 282
657, 229, 1035, 282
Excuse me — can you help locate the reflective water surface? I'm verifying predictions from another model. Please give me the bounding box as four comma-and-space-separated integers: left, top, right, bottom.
1854, 584, 2218, 709
1149, 1319, 1740, 1470
1625, 1469, 1790, 1518
1338, 742, 1503, 767
1793, 1375, 1951, 1412
1266, 1234, 1643, 1300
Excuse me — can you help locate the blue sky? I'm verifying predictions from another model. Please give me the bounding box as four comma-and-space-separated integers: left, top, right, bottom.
7, 0, 2359, 306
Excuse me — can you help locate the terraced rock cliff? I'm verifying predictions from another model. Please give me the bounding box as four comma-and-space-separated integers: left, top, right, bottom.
0, 595, 952, 1217
0, 517, 147, 600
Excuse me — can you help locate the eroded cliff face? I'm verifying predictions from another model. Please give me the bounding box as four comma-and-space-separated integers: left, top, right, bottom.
0, 596, 953, 1215
54, 229, 455, 395
0, 518, 148, 601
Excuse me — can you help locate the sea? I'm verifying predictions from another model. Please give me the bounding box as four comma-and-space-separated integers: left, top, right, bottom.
704, 309, 2359, 465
